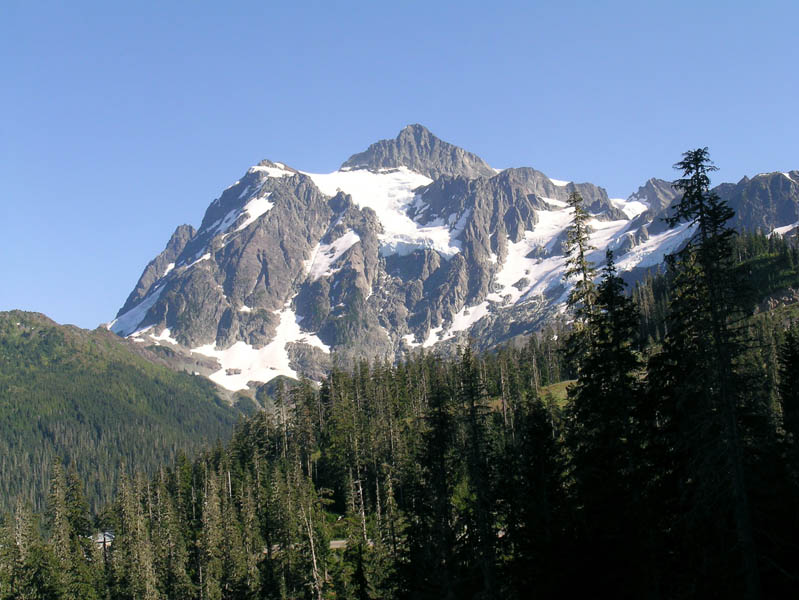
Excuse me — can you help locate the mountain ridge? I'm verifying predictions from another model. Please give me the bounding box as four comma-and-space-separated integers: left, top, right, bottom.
107, 126, 799, 392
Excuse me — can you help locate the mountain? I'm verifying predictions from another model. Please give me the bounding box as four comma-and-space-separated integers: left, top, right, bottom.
0, 310, 242, 511
341, 123, 496, 179
107, 126, 799, 392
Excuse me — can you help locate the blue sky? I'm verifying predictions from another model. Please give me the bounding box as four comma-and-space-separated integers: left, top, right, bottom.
2, 0, 797, 328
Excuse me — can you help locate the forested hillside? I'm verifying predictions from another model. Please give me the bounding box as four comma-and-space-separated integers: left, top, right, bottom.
0, 311, 241, 512
3, 232, 798, 597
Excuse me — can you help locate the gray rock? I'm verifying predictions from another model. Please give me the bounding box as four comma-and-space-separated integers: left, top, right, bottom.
341, 124, 496, 180
110, 126, 798, 394
117, 224, 196, 316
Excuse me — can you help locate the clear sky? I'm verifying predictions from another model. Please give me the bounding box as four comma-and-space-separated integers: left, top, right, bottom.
2, 0, 797, 328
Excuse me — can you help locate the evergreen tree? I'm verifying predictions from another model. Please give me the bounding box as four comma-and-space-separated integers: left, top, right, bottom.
565, 250, 648, 595
152, 470, 194, 600
456, 348, 498, 600
650, 148, 760, 598
199, 471, 224, 600
562, 191, 597, 370
779, 322, 799, 443
46, 461, 101, 600
4, 500, 61, 600
403, 358, 459, 599
497, 392, 565, 598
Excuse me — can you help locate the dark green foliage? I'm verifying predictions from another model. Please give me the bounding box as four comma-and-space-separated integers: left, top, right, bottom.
563, 191, 597, 322
565, 250, 648, 596
649, 148, 761, 598
563, 191, 597, 369
1, 302, 799, 598
778, 323, 799, 441
0, 311, 240, 513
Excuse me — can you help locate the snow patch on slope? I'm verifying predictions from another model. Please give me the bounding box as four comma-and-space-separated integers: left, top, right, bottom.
611, 198, 648, 219
236, 195, 274, 231
586, 218, 632, 263
305, 167, 465, 258
530, 203, 574, 249
248, 162, 294, 178
191, 306, 329, 391
486, 210, 632, 307
151, 328, 178, 345
488, 235, 566, 305
421, 301, 492, 348
185, 252, 211, 268
772, 221, 799, 237
615, 222, 694, 271
108, 286, 166, 336
305, 230, 362, 281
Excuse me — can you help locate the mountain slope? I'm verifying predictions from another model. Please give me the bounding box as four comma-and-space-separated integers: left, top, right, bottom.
0, 310, 241, 511
108, 126, 799, 392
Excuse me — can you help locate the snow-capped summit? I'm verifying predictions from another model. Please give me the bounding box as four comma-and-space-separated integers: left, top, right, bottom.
108, 126, 799, 392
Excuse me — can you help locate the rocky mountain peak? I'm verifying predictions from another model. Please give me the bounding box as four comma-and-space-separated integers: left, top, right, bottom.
117, 223, 197, 317
340, 124, 496, 180
108, 129, 799, 395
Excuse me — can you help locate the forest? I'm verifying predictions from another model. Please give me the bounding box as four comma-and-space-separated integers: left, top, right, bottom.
0, 312, 241, 513
2, 150, 798, 599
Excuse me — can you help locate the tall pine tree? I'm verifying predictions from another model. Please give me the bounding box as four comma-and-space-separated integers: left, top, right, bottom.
562, 191, 597, 372
649, 148, 760, 598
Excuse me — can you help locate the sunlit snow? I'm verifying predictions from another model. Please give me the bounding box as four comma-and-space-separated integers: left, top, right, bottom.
611, 198, 649, 219
548, 178, 571, 187
421, 301, 492, 348
772, 221, 799, 237
305, 230, 362, 281
485, 210, 631, 307
248, 163, 295, 178
185, 252, 211, 268
305, 167, 467, 257
422, 325, 447, 348
107, 286, 166, 336
586, 218, 632, 264
151, 328, 178, 345
615, 222, 694, 271
236, 195, 274, 231
401, 333, 420, 348
191, 306, 329, 391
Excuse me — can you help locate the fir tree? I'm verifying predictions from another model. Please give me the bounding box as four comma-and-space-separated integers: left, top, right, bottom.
779, 322, 799, 442
565, 250, 648, 595
650, 148, 760, 598
562, 191, 597, 371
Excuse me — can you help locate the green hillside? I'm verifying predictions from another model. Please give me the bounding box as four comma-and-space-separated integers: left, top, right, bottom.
0, 310, 240, 512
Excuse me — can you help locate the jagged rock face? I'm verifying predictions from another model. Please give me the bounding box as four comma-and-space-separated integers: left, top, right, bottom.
618, 172, 799, 254
108, 126, 799, 393
718, 171, 799, 232
119, 224, 196, 315
341, 124, 496, 180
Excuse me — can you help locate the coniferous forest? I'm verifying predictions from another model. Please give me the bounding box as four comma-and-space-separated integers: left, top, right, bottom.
0, 312, 241, 514
3, 150, 799, 599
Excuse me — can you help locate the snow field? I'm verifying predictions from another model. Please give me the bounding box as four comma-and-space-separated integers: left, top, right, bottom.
191, 305, 329, 391
305, 230, 362, 281
305, 167, 467, 258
